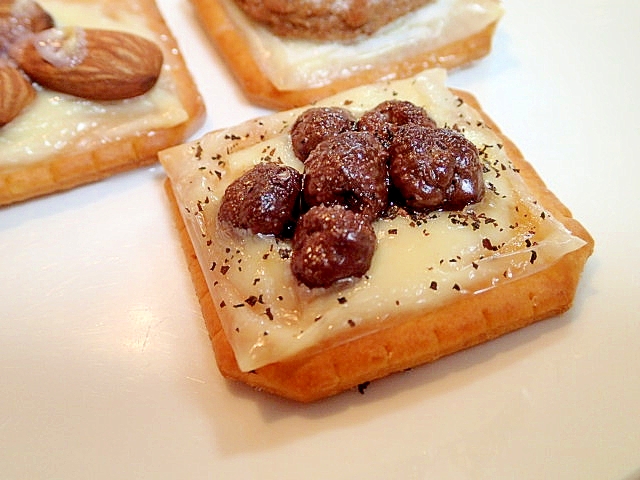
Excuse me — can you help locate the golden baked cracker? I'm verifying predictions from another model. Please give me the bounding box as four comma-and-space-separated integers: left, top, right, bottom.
160, 70, 593, 402
190, 0, 503, 109
0, 0, 205, 206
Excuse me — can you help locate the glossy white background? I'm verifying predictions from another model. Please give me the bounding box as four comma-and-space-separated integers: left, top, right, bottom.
1, 1, 639, 478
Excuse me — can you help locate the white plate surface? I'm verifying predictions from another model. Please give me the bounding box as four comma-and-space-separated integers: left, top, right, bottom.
1, 1, 639, 479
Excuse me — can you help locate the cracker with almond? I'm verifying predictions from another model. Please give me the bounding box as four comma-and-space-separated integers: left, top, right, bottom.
0, 0, 205, 206
160, 69, 593, 402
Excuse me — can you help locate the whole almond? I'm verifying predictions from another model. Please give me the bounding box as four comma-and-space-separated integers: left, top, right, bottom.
0, 62, 36, 126
16, 27, 164, 101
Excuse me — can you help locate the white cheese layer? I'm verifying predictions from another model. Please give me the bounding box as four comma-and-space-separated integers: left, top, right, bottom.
160, 69, 586, 372
0, 0, 188, 168
220, 0, 504, 90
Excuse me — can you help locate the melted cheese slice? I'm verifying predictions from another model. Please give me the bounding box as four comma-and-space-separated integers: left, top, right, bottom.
0, 0, 188, 168
220, 0, 504, 90
160, 69, 586, 371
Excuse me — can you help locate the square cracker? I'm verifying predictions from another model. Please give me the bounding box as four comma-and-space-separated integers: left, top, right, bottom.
161, 72, 593, 402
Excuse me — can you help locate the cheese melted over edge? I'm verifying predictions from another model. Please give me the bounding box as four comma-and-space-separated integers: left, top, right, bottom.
0, 0, 188, 168
220, 0, 504, 90
160, 70, 586, 371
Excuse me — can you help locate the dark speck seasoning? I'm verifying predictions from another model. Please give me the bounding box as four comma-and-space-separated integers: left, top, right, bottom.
245, 295, 259, 307
193, 143, 203, 160
358, 382, 370, 394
